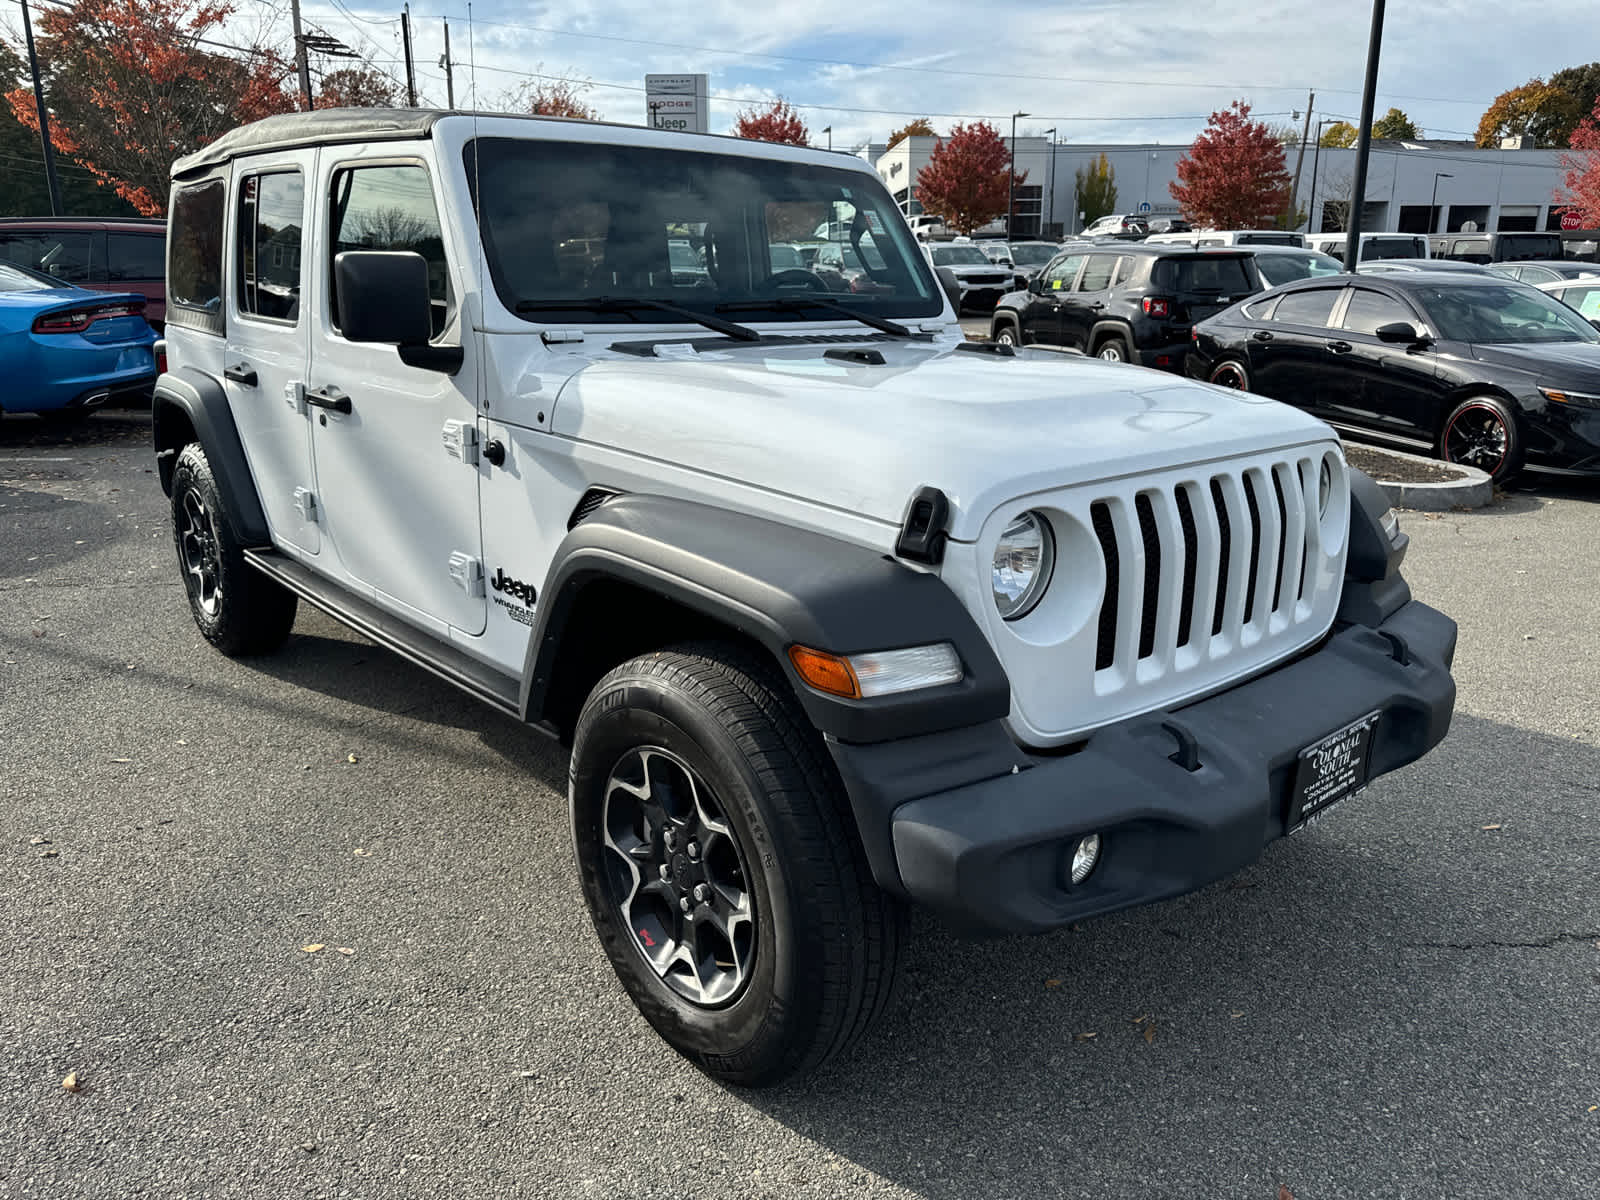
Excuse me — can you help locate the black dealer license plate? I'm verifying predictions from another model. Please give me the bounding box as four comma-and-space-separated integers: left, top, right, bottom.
1288, 710, 1381, 832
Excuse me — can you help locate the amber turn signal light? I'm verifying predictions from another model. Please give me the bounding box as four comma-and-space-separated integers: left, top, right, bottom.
787, 645, 861, 699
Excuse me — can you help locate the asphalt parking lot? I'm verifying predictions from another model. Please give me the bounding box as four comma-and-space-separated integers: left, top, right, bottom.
4, 410, 1599, 1199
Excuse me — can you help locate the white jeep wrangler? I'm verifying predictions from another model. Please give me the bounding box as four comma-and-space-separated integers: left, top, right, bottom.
154, 109, 1457, 1086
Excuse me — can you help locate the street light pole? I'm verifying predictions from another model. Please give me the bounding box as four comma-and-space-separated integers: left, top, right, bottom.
1045, 127, 1057, 235
1341, 0, 1388, 272
1431, 172, 1452, 234
1009, 111, 1028, 239
823, 125, 832, 151
1307, 118, 1337, 235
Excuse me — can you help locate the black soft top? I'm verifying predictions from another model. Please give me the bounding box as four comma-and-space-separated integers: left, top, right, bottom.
171, 108, 446, 179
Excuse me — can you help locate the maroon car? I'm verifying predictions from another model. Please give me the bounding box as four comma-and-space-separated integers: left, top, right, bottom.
0, 217, 167, 328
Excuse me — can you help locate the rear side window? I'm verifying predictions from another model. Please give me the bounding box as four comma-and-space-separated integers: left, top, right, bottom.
169, 180, 226, 312
1273, 287, 1342, 327
329, 164, 451, 338
1154, 256, 1254, 295
1076, 254, 1116, 291
1561, 285, 1600, 319
1500, 234, 1563, 262
107, 233, 165, 282
1362, 237, 1425, 261
1448, 238, 1490, 263
238, 171, 305, 322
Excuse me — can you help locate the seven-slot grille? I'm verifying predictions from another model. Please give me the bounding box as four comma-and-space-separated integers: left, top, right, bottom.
1087, 456, 1326, 686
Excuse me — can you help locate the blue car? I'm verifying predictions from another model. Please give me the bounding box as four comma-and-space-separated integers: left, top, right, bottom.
0, 261, 157, 418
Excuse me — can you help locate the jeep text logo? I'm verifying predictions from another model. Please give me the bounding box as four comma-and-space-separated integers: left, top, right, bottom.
491, 567, 536, 606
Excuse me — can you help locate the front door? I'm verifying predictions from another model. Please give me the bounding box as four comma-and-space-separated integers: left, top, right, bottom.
224, 155, 319, 555
1060, 253, 1117, 351
307, 159, 485, 636
1022, 252, 1083, 345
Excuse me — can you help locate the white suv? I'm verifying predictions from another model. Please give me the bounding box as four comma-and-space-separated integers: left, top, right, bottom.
153, 110, 1459, 1087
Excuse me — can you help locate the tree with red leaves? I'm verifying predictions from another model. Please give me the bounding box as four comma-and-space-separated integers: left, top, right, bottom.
1557, 99, 1600, 227
731, 99, 809, 147
318, 66, 403, 110
914, 122, 1021, 235
1170, 101, 1291, 229
5, 0, 294, 216
511, 75, 598, 120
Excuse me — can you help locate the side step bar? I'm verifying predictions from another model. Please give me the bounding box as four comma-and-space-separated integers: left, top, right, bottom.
244, 548, 524, 719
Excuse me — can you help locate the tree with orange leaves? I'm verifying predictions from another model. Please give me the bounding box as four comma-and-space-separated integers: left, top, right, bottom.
6, 0, 294, 215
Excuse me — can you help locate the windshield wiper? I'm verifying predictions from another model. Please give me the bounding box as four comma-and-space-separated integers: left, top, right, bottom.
715, 295, 912, 338
514, 296, 760, 342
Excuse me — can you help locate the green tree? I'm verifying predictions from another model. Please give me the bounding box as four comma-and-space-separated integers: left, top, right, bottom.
1371, 108, 1422, 139
1548, 63, 1600, 145
1073, 153, 1118, 228
1475, 80, 1577, 148
1320, 122, 1357, 148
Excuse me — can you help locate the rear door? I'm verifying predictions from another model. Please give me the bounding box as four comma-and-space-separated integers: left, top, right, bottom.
306, 156, 485, 637
1247, 284, 1347, 413
107, 230, 167, 326
224, 155, 320, 556
1324, 285, 1441, 435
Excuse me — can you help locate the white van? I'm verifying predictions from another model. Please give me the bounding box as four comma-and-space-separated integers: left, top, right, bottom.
1306, 232, 1429, 261
1144, 230, 1306, 248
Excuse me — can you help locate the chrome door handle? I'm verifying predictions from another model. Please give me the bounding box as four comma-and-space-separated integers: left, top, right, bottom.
305, 385, 352, 414
224, 362, 257, 387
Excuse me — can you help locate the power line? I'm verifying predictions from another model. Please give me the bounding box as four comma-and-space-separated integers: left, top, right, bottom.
409, 9, 1491, 106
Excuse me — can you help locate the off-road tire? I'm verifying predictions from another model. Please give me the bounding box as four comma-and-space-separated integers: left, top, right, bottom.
570, 641, 906, 1087
991, 318, 1022, 347
170, 443, 298, 656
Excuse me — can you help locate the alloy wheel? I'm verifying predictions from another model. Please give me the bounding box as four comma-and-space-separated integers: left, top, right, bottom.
600, 746, 756, 1008
1443, 404, 1508, 475
178, 489, 223, 617
1209, 362, 1248, 390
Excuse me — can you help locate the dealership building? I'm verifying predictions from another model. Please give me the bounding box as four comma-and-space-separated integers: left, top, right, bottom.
867, 135, 1577, 240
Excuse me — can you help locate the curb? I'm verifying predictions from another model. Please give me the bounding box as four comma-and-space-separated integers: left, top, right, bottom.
1357, 446, 1494, 511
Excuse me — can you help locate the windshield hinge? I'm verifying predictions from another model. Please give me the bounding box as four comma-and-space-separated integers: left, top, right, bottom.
448, 552, 484, 597
441, 419, 479, 465
541, 328, 585, 345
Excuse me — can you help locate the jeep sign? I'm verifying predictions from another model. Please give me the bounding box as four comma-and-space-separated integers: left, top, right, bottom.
644, 74, 709, 134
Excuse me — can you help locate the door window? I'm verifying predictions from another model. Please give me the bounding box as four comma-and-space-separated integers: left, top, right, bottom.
1272, 288, 1342, 328
0, 231, 98, 283
329, 164, 452, 338
1341, 289, 1417, 336
107, 233, 166, 282
1042, 254, 1083, 291
1076, 255, 1116, 292
169, 180, 226, 313
238, 172, 305, 322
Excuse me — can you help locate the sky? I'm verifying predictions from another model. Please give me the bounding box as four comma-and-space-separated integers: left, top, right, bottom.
300, 0, 1600, 151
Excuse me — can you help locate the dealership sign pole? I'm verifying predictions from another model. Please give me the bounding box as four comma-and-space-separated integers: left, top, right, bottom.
644, 76, 709, 133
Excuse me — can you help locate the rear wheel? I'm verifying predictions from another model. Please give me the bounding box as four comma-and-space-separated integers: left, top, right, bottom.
992, 320, 1021, 347
1208, 358, 1251, 391
1439, 395, 1523, 483
570, 642, 905, 1086
1094, 334, 1132, 362
170, 444, 298, 656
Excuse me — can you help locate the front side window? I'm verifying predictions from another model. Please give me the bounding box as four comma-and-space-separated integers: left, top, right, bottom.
466, 138, 938, 322
169, 180, 226, 310
1043, 254, 1083, 291
238, 171, 305, 322
1273, 287, 1343, 328
1342, 288, 1418, 336
0, 231, 98, 284
329, 163, 451, 338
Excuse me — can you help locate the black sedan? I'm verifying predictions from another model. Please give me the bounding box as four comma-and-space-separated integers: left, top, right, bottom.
1187, 272, 1600, 481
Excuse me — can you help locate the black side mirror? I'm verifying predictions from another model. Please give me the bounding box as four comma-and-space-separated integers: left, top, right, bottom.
1589, 318, 1600, 334
334, 250, 462, 373
1028, 275, 1044, 294
1375, 321, 1426, 345
934, 266, 961, 312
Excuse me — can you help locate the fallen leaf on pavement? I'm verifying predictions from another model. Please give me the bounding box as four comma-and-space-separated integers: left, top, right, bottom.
1074, 1032, 1096, 1041
335, 947, 355, 956
302, 944, 326, 954
1481, 824, 1502, 831
109, 758, 132, 764
1231, 1011, 1244, 1019
346, 753, 359, 764
1279, 1187, 1296, 1200
1132, 1014, 1149, 1024
1144, 1025, 1157, 1044
1044, 979, 1061, 988
1589, 1105, 1597, 1113
352, 848, 372, 858
38, 849, 59, 859
29, 836, 50, 846
62, 1073, 80, 1092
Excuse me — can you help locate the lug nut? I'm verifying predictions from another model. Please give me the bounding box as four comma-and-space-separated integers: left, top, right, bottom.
658, 864, 670, 881
679, 896, 691, 913
686, 842, 700, 860
663, 830, 676, 851
693, 884, 710, 904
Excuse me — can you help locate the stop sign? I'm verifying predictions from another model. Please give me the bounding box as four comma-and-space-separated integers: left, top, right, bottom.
1561, 210, 1583, 230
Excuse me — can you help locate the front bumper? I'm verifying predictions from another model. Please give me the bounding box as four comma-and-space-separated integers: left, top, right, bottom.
841, 599, 1455, 935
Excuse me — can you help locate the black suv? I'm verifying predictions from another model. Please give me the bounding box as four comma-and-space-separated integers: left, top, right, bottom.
989, 244, 1261, 370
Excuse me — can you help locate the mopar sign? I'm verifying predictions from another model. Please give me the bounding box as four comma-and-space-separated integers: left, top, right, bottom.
645, 74, 709, 134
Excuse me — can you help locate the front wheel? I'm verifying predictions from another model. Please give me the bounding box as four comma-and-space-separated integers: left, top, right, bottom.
570, 643, 905, 1087
1439, 395, 1523, 483
992, 320, 1021, 347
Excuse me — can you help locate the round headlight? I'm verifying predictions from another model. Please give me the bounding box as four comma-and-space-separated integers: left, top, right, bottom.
992, 510, 1055, 620
1318, 456, 1334, 517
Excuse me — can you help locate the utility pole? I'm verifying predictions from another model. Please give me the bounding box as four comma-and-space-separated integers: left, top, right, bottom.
400, 5, 417, 107
440, 18, 454, 109
1045, 127, 1057, 234
289, 0, 314, 110
1342, 0, 1386, 272
1009, 111, 1029, 239
1285, 90, 1314, 230
19, 0, 62, 215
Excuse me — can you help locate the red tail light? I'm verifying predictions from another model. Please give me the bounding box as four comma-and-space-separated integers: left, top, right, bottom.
32, 299, 147, 335
155, 340, 168, 375
1142, 297, 1172, 319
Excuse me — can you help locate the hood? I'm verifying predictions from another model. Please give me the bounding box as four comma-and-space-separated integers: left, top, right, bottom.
941, 262, 1011, 278
550, 340, 1336, 541
1471, 340, 1600, 380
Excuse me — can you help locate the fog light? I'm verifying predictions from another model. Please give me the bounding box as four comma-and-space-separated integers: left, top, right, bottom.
1069, 834, 1101, 885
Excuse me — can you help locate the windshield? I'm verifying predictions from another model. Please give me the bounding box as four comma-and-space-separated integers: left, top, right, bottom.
931, 245, 992, 266
1254, 252, 1345, 286
1010, 243, 1056, 265
466, 138, 940, 322
1414, 282, 1600, 344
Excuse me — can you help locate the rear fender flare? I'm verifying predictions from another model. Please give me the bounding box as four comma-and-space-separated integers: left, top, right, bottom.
152, 367, 269, 546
